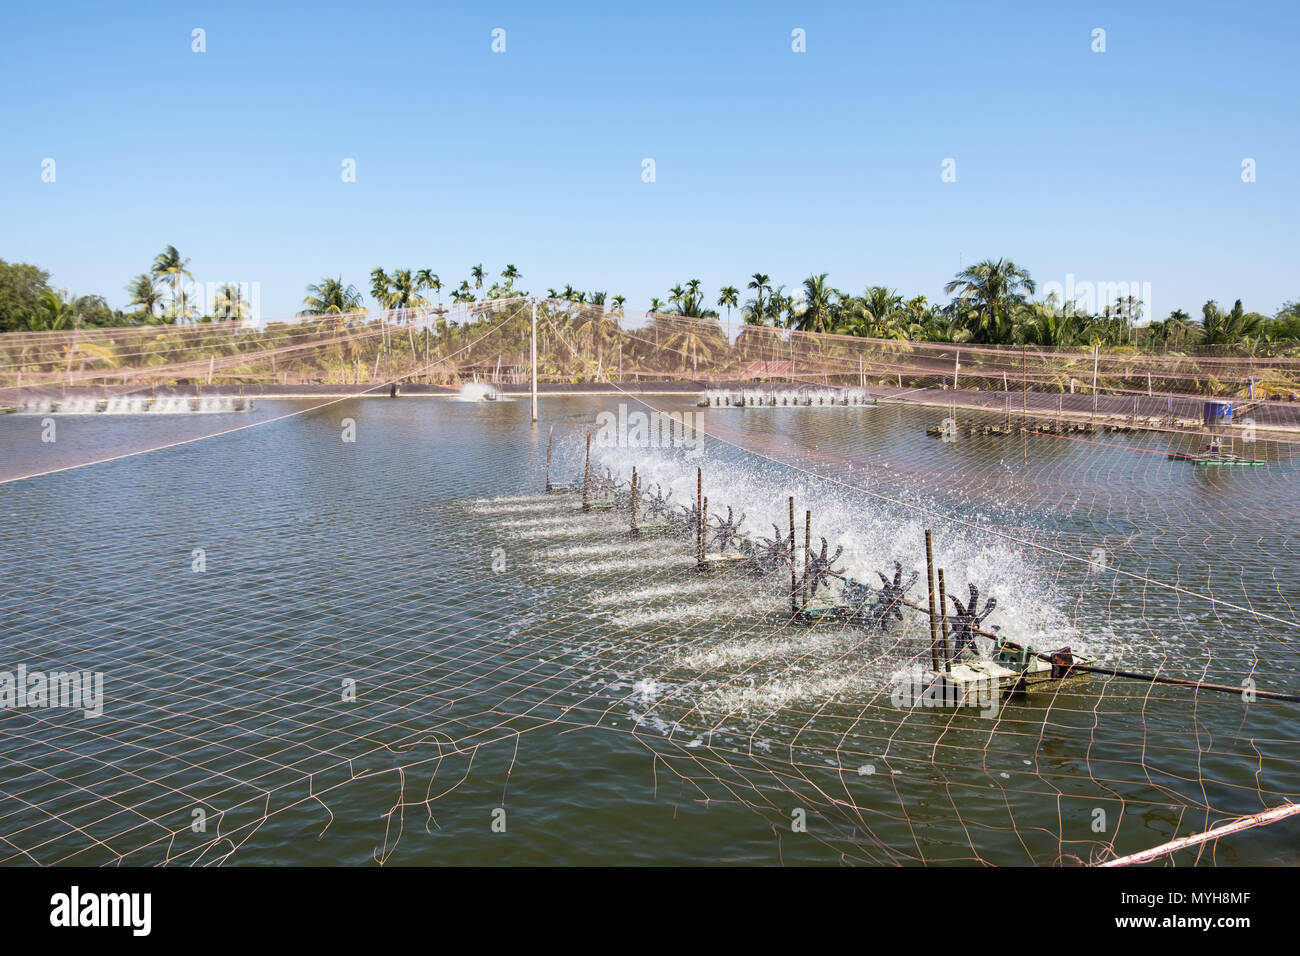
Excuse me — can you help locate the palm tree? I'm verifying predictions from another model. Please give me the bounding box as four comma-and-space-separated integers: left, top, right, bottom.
797, 273, 834, 333
33, 291, 76, 330
369, 268, 390, 306
943, 258, 1036, 344
746, 273, 771, 325
649, 297, 664, 313
151, 245, 193, 321
126, 273, 163, 319
501, 264, 520, 291
300, 277, 365, 316
471, 264, 485, 291
717, 285, 739, 334
1202, 299, 1262, 347
212, 283, 251, 322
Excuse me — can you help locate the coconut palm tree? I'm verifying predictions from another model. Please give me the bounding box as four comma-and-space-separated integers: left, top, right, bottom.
151, 245, 193, 321
797, 273, 834, 333
212, 283, 251, 322
300, 277, 365, 316
32, 291, 76, 330
501, 264, 520, 291
471, 264, 485, 291
944, 258, 1036, 344
1202, 299, 1262, 347
126, 273, 164, 320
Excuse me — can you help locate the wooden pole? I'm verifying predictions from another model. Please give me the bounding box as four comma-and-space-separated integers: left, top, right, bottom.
1091, 342, 1100, 419
788, 496, 797, 615
545, 425, 553, 491
630, 467, 638, 534
530, 297, 538, 423
924, 530, 940, 673
802, 510, 811, 608
582, 431, 591, 511
699, 497, 708, 568
937, 568, 952, 672
696, 468, 703, 562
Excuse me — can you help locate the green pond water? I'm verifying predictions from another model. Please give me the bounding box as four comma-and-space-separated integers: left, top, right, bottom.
0, 395, 1297, 865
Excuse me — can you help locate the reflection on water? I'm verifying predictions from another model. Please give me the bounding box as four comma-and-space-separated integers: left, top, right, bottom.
0, 395, 1297, 865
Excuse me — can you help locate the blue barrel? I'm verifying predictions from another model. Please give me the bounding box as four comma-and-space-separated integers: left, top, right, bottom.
1203, 401, 1233, 425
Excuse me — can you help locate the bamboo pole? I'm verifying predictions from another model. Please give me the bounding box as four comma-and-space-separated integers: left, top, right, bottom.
802, 510, 811, 608
937, 569, 952, 672
788, 496, 797, 616
545, 425, 553, 492
582, 431, 591, 511
699, 497, 708, 568
630, 467, 638, 534
1099, 803, 1300, 867
924, 530, 940, 673
696, 468, 703, 564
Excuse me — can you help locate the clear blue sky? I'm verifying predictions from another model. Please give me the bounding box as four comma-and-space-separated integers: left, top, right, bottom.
1, 0, 1296, 322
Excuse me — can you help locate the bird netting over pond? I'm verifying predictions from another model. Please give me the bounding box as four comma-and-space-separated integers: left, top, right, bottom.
1, 305, 1299, 866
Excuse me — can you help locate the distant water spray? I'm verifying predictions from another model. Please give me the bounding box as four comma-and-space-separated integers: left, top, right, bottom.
16, 396, 252, 415
457, 383, 507, 402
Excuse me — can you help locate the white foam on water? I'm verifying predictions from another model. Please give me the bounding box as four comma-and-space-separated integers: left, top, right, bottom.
588, 443, 1079, 653
704, 669, 885, 713
589, 579, 719, 607
539, 540, 666, 560
496, 515, 576, 529
542, 556, 692, 576
457, 382, 508, 402
675, 628, 866, 671
471, 501, 568, 516
469, 494, 554, 505
605, 593, 772, 628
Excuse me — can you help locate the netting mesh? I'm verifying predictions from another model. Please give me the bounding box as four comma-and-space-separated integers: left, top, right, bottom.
1, 302, 1297, 866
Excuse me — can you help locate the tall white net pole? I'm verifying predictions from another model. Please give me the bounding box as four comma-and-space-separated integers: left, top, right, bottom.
530, 296, 538, 423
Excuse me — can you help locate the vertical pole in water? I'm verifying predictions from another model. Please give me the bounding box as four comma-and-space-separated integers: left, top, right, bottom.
1021, 347, 1027, 420
696, 468, 703, 563
924, 530, 940, 674
937, 568, 952, 673
630, 467, 638, 535
859, 353, 864, 388
699, 497, 708, 569
545, 425, 553, 492
582, 431, 591, 512
530, 297, 538, 424
788, 496, 797, 616
1091, 342, 1100, 419
803, 510, 811, 609
953, 350, 960, 390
